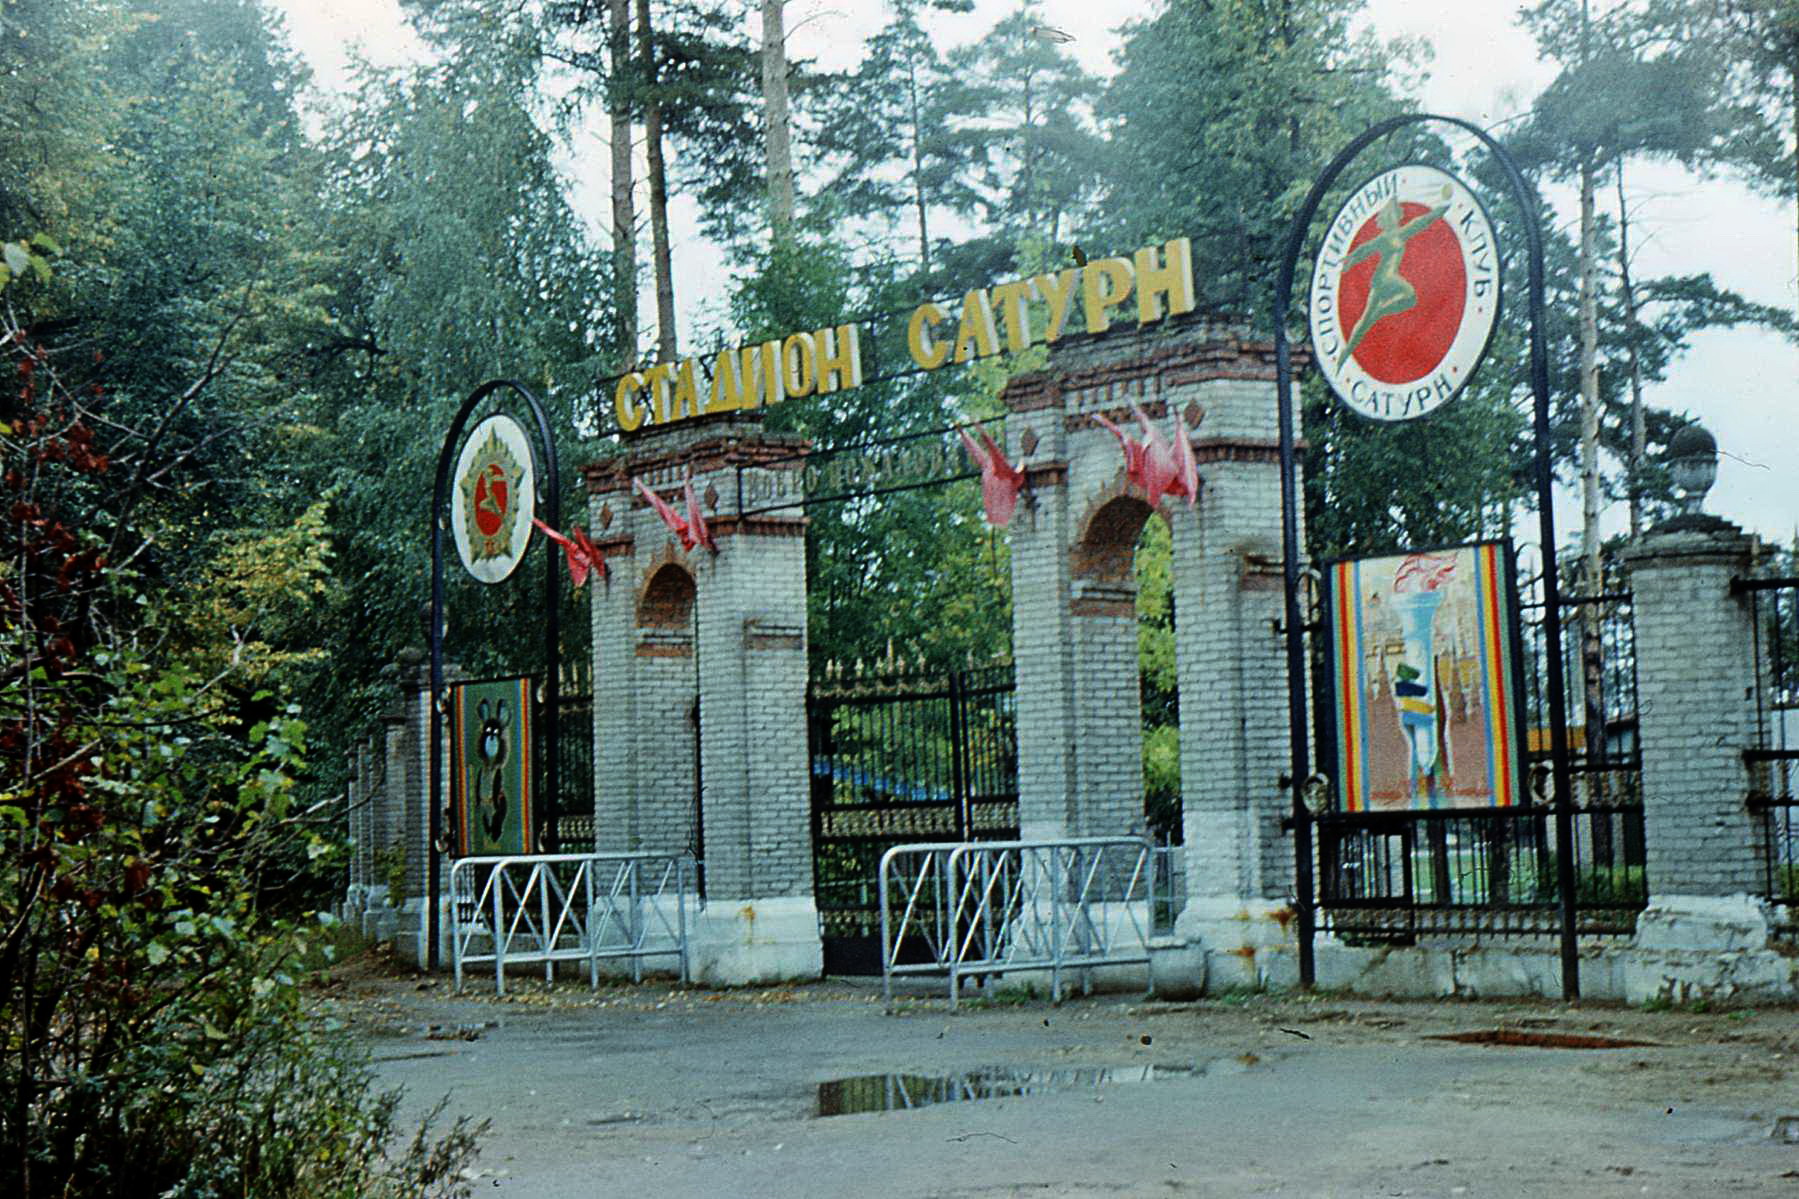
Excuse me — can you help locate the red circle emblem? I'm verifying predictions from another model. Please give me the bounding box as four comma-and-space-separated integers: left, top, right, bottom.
1307, 165, 1501, 423
1337, 203, 1466, 385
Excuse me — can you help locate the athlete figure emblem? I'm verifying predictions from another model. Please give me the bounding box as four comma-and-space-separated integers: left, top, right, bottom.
1336, 193, 1452, 368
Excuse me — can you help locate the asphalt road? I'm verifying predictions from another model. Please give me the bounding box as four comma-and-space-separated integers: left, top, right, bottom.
323, 969, 1799, 1198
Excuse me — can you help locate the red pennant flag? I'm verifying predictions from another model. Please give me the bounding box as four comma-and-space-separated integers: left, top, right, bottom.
1094, 411, 1149, 494
633, 477, 694, 550
957, 421, 1026, 527
683, 475, 716, 553
532, 518, 607, 587
1133, 403, 1179, 507
1166, 412, 1200, 509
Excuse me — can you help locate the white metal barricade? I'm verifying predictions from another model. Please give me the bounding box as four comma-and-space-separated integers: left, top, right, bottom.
449, 851, 697, 994
879, 837, 1156, 1008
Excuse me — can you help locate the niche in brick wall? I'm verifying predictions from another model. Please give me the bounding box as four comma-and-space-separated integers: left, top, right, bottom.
638, 561, 696, 630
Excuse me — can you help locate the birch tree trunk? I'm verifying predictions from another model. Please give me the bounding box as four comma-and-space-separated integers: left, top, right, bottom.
761, 0, 795, 241
1616, 165, 1646, 540
1578, 152, 1608, 803
608, 0, 638, 366
636, 0, 676, 363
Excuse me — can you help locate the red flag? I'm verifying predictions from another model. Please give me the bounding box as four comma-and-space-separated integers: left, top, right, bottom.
683, 475, 716, 553
1165, 412, 1200, 509
532, 518, 606, 587
1134, 403, 1178, 507
957, 421, 1026, 527
1093, 411, 1148, 493
572, 525, 607, 579
633, 477, 694, 550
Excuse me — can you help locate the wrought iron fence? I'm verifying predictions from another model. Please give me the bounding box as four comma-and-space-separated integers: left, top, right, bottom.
809, 660, 1018, 970
545, 660, 595, 854
1318, 805, 1645, 938
1312, 549, 1645, 940
1739, 575, 1799, 937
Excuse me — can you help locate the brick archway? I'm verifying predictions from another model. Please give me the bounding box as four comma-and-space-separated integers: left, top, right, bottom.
1002, 316, 1300, 924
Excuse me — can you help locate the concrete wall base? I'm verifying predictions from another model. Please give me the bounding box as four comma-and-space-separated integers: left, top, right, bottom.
1622, 894, 1798, 1006
686, 896, 823, 987
1147, 929, 1632, 1001
1171, 897, 1301, 992
390, 895, 460, 971
1146, 898, 1799, 1004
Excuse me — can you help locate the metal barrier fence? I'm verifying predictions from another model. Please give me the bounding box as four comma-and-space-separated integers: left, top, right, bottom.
449, 851, 697, 994
878, 837, 1156, 1009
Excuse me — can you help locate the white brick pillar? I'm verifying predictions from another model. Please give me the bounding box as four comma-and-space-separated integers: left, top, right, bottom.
1620, 521, 1793, 1002
1002, 320, 1303, 994
582, 415, 821, 984
1624, 523, 1765, 897
1003, 387, 1079, 840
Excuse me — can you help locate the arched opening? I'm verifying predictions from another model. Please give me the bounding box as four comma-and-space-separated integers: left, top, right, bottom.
637, 561, 696, 629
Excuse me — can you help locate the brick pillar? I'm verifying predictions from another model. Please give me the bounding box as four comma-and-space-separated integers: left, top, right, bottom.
1000, 319, 1303, 993
1620, 521, 1796, 1001
583, 414, 821, 984
1165, 369, 1300, 991
1005, 398, 1078, 840
1624, 523, 1765, 897
1070, 573, 1144, 836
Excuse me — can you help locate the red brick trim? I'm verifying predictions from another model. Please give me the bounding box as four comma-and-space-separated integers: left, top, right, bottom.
1070, 597, 1135, 619
580, 431, 811, 495
1192, 438, 1290, 466
707, 514, 807, 539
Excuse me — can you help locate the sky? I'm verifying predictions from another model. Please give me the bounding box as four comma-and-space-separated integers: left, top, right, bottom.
271, 0, 1797, 547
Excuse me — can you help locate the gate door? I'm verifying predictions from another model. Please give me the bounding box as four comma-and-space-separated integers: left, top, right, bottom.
809, 661, 1017, 974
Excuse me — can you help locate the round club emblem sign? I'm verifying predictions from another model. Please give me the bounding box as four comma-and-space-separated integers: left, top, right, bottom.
1309, 164, 1500, 422
452, 414, 535, 584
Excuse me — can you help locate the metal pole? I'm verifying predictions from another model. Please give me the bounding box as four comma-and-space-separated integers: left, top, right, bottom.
428, 379, 562, 971
493, 862, 506, 995
1273, 113, 1578, 997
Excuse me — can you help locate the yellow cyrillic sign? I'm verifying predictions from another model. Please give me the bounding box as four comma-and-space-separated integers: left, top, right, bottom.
616, 239, 1193, 432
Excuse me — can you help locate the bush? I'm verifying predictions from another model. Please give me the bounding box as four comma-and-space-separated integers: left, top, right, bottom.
1, 329, 483, 1196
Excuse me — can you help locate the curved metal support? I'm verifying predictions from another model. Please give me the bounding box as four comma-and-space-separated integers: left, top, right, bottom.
1273, 114, 1579, 997
428, 379, 563, 971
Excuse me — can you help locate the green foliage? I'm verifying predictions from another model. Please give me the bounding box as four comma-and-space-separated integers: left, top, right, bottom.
1135, 517, 1179, 835
941, 6, 1102, 254
813, 0, 984, 276
1, 324, 484, 1195
1099, 0, 1419, 318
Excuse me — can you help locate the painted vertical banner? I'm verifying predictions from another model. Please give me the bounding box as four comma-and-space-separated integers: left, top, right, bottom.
1324, 542, 1524, 812
451, 677, 535, 856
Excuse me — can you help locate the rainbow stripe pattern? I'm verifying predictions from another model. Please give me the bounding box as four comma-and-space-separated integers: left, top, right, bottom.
1328, 543, 1520, 812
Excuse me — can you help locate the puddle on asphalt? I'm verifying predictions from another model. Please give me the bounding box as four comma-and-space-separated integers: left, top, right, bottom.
1430, 1030, 1658, 1049
816, 1063, 1203, 1117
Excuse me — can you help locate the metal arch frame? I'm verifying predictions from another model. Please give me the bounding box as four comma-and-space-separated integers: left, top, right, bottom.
1274, 113, 1581, 998
429, 379, 563, 971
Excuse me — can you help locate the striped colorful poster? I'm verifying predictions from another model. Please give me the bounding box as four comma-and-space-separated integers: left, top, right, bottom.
1324, 543, 1524, 812
451, 676, 535, 856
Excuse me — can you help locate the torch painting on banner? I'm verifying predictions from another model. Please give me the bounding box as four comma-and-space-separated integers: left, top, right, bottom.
450, 676, 534, 857
1322, 542, 1526, 812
